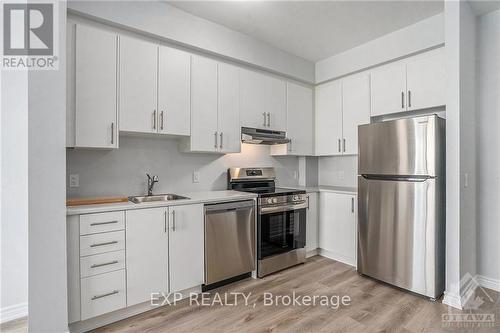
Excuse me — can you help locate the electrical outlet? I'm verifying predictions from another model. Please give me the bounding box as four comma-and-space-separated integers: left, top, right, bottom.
193, 171, 200, 183
294, 171, 299, 180
69, 174, 79, 188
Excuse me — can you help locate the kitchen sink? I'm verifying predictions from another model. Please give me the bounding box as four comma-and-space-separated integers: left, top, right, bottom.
129, 194, 190, 204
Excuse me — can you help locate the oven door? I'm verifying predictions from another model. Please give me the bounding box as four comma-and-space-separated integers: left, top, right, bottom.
258, 202, 307, 260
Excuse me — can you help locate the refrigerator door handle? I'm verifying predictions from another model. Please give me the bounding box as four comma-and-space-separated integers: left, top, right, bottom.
361, 175, 431, 182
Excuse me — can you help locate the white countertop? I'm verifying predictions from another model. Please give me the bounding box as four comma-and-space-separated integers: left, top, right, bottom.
67, 190, 257, 216
282, 185, 357, 195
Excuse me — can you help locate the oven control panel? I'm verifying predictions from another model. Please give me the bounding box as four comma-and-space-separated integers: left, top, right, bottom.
259, 193, 307, 207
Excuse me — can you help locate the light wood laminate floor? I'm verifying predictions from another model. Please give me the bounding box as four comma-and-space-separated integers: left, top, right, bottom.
89, 256, 499, 333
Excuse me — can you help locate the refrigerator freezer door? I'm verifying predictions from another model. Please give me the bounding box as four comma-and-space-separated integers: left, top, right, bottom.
358, 115, 445, 177
357, 175, 445, 298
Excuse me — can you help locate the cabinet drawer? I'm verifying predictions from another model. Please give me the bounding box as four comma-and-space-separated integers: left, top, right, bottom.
80, 231, 125, 257
80, 211, 125, 235
80, 269, 126, 320
80, 250, 125, 278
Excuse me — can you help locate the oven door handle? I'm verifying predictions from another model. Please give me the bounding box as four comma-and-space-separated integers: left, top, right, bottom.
259, 202, 308, 214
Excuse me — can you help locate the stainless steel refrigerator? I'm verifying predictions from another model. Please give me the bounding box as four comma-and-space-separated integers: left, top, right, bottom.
357, 115, 445, 299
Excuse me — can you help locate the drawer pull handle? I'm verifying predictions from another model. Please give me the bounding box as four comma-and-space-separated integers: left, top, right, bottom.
90, 220, 118, 226
90, 260, 118, 268
91, 290, 119, 301
90, 241, 118, 248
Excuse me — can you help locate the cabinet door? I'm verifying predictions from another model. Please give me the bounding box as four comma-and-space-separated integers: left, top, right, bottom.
319, 192, 356, 266
126, 208, 168, 306
306, 193, 318, 253
158, 46, 191, 136
315, 81, 343, 156
120, 36, 158, 133
371, 62, 407, 116
190, 56, 218, 152
75, 25, 118, 148
218, 63, 241, 153
287, 83, 314, 155
169, 204, 204, 292
342, 74, 371, 155
406, 49, 445, 111
240, 69, 286, 131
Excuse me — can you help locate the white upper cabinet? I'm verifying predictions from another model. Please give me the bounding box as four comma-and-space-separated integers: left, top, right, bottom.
74, 24, 118, 148
271, 83, 314, 156
315, 80, 343, 156
218, 63, 241, 154
240, 69, 286, 131
158, 46, 191, 136
168, 204, 204, 292
190, 56, 219, 152
406, 49, 445, 111
370, 62, 407, 117
120, 36, 158, 133
126, 207, 168, 307
371, 48, 445, 117
342, 73, 371, 155
182, 58, 240, 154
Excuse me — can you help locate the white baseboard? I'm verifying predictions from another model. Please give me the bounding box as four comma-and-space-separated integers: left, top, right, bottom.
317, 248, 356, 268
477, 275, 500, 293
442, 291, 462, 310
0, 302, 28, 324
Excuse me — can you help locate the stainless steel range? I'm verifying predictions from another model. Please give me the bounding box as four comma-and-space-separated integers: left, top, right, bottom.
228, 167, 307, 277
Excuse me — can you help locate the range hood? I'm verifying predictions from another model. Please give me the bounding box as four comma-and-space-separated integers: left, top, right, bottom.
241, 127, 290, 145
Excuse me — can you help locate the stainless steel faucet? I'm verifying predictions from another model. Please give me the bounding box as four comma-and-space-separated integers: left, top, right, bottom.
146, 173, 159, 196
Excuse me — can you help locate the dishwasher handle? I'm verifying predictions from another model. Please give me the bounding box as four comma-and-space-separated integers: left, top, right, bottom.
204, 200, 255, 213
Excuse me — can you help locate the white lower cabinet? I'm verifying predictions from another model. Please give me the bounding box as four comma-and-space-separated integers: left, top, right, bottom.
126, 204, 204, 306
80, 270, 126, 320
68, 203, 204, 323
168, 204, 204, 291
126, 207, 169, 306
319, 192, 357, 266
305, 193, 318, 253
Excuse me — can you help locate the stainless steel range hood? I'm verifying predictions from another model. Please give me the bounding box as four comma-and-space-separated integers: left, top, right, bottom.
241, 127, 290, 145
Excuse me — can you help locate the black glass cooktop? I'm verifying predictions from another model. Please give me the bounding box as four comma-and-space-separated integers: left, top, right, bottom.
238, 187, 306, 197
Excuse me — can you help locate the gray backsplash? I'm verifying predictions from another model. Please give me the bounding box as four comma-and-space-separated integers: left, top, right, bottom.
66, 136, 301, 198
318, 155, 358, 187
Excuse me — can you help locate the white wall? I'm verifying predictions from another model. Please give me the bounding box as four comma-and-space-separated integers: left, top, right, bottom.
315, 13, 444, 83
477, 8, 500, 286
67, 0, 314, 83
442, 0, 478, 309
67, 137, 300, 198
0, 71, 29, 322
28, 2, 68, 331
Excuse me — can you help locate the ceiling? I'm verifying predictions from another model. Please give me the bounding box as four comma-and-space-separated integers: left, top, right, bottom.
167, 1, 444, 62
469, 0, 500, 16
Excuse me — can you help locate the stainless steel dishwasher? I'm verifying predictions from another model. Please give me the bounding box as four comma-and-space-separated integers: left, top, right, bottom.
204, 200, 256, 287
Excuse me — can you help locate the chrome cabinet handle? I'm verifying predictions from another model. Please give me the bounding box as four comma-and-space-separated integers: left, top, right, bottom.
153, 110, 157, 130
351, 197, 354, 213
90, 240, 118, 248
90, 220, 118, 226
267, 112, 271, 127
111, 122, 114, 145
343, 138, 346, 152
91, 290, 119, 301
91, 260, 118, 268
408, 90, 411, 108
214, 131, 218, 149
220, 132, 223, 149
307, 195, 310, 210
171, 210, 176, 231
164, 210, 167, 233
262, 112, 267, 126
338, 139, 341, 152
401, 92, 405, 109
160, 111, 164, 130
